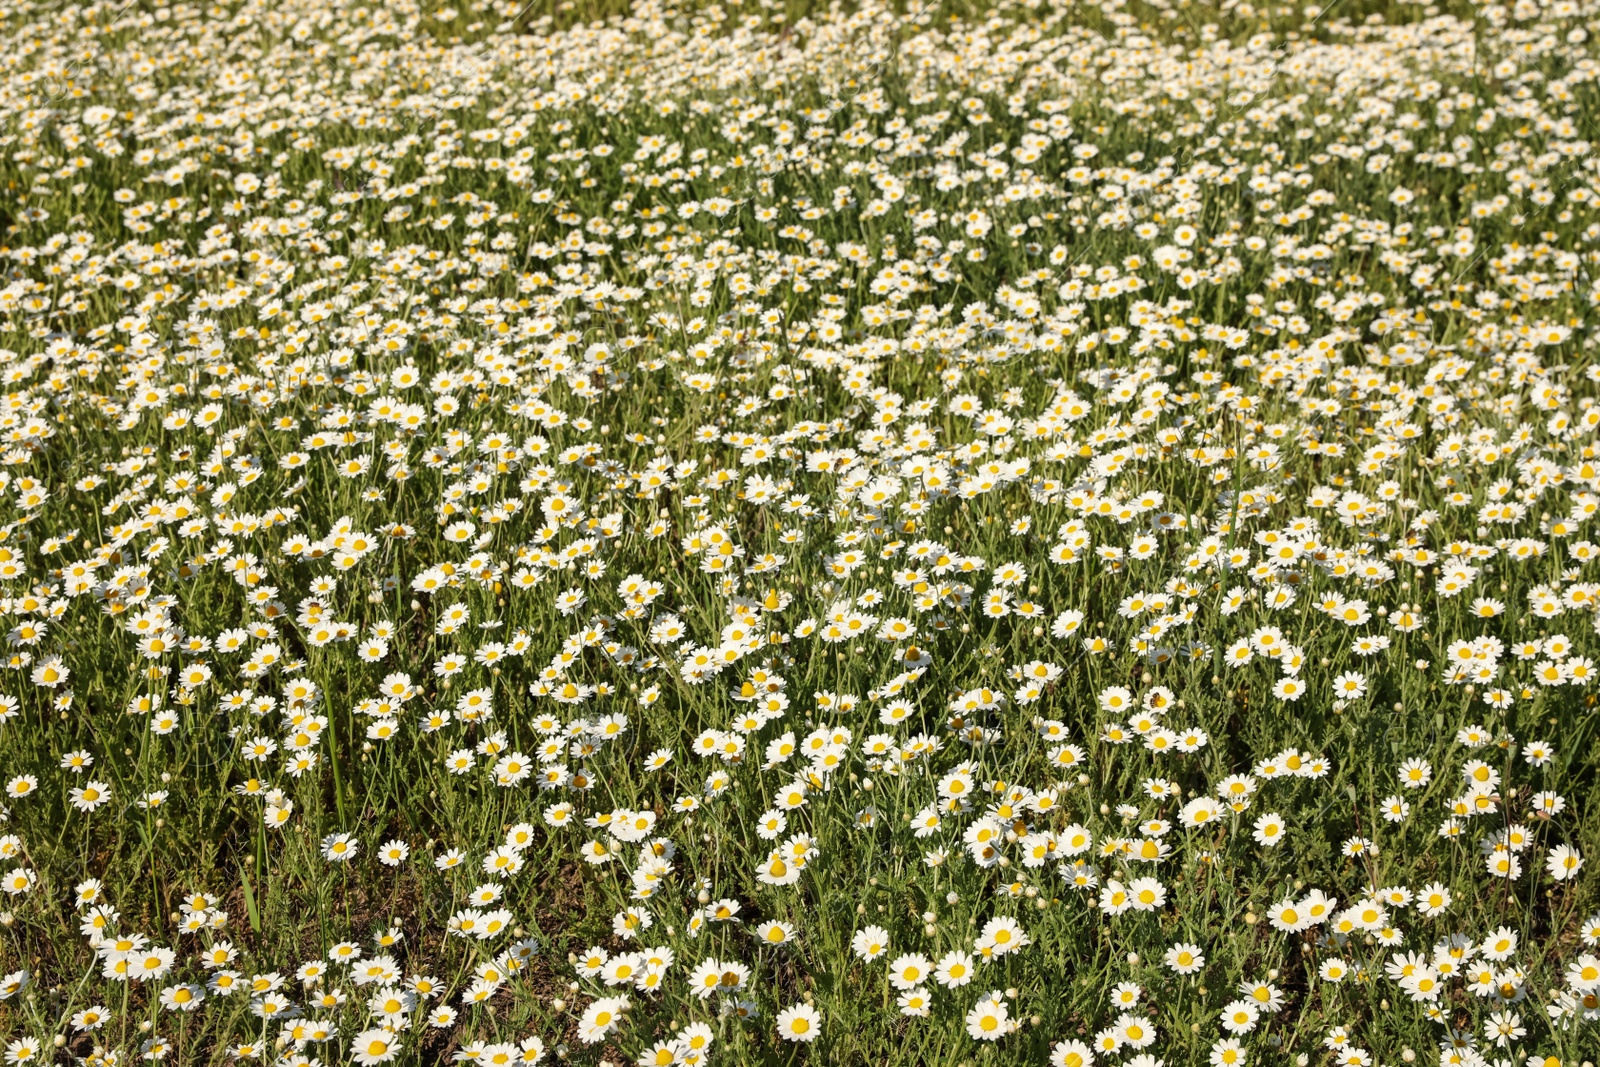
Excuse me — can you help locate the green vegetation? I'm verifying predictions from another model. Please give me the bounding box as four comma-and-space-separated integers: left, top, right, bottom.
0, 0, 1596, 1064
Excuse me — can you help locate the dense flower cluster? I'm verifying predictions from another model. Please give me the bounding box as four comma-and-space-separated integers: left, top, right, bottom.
0, 0, 1596, 1064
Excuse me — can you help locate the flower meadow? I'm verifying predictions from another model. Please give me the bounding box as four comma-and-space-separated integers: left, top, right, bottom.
0, 0, 1599, 1064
